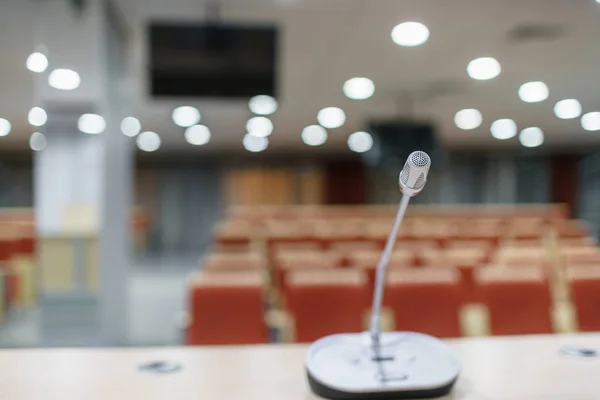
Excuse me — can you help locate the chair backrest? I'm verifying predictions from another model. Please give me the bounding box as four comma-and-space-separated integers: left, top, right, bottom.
493, 247, 548, 268
187, 270, 268, 345
347, 249, 415, 270
385, 268, 462, 337
285, 269, 369, 342
561, 247, 600, 265
558, 237, 597, 248
275, 250, 343, 270
475, 267, 552, 335
566, 265, 600, 332
203, 252, 267, 271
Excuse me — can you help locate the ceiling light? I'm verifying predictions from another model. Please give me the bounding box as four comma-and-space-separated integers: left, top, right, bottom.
582, 112, 600, 131
391, 22, 429, 47
490, 118, 517, 140
29, 132, 47, 151
243, 133, 268, 152
518, 81, 549, 103
185, 125, 211, 145
519, 127, 544, 148
348, 131, 373, 153
0, 118, 11, 136
466, 57, 501, 80
302, 125, 328, 146
454, 108, 482, 130
317, 107, 346, 129
26, 52, 48, 73
48, 69, 81, 91
78, 114, 105, 134
137, 131, 161, 152
248, 95, 278, 115
246, 116, 273, 137
554, 99, 582, 119
172, 106, 201, 127
343, 77, 375, 100
28, 107, 47, 127
120, 117, 141, 137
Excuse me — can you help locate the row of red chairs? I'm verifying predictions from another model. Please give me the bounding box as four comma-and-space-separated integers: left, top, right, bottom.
215, 216, 587, 245
225, 204, 569, 221
187, 266, 563, 345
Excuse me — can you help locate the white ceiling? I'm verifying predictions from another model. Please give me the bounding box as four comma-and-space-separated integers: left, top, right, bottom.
2, 0, 600, 153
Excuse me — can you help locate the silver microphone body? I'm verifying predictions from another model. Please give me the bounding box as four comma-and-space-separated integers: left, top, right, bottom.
368, 151, 431, 348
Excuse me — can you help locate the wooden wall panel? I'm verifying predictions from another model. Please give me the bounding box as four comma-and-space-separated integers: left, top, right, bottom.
224, 167, 297, 206
298, 168, 325, 205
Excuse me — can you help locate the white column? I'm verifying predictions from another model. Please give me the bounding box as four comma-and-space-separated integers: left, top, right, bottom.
33, 0, 133, 345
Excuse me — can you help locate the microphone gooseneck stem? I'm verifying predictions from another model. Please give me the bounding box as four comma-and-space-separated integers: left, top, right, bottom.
368, 194, 411, 347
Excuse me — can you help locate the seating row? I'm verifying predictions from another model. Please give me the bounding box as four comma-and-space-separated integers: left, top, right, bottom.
188, 265, 600, 344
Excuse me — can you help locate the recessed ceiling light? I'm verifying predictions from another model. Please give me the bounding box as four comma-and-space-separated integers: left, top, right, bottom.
466, 57, 501, 80
317, 107, 346, 129
348, 131, 373, 153
48, 69, 81, 91
518, 81, 549, 103
343, 77, 375, 100
29, 132, 47, 151
248, 95, 278, 115
490, 118, 517, 140
137, 131, 161, 152
519, 127, 544, 148
454, 109, 482, 130
0, 118, 11, 136
172, 106, 201, 127
302, 125, 328, 146
554, 99, 582, 119
26, 52, 48, 73
243, 133, 268, 152
391, 22, 429, 47
185, 125, 211, 145
582, 112, 600, 131
246, 116, 273, 137
120, 117, 141, 137
28, 107, 47, 127
78, 114, 105, 134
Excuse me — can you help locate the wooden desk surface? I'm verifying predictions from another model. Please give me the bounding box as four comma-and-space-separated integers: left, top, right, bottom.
0, 333, 598, 400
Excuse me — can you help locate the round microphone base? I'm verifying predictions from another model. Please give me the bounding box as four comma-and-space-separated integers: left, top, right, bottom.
305, 331, 460, 400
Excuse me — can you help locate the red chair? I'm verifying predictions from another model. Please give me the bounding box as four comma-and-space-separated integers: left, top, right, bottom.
347, 249, 415, 294
285, 269, 369, 342
187, 271, 268, 345
554, 219, 590, 238
505, 218, 546, 240
493, 247, 548, 268
560, 247, 600, 265
475, 267, 552, 335
558, 237, 596, 248
385, 268, 462, 338
567, 265, 600, 332
274, 250, 343, 291
202, 252, 267, 271
446, 239, 494, 252
457, 218, 504, 245
428, 248, 487, 302
214, 221, 257, 248
330, 241, 382, 266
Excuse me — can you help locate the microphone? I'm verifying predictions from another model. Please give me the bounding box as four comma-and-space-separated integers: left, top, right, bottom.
368, 151, 431, 348
399, 151, 431, 197
305, 150, 459, 400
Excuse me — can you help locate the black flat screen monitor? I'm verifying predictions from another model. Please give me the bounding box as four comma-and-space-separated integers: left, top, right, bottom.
149, 22, 279, 98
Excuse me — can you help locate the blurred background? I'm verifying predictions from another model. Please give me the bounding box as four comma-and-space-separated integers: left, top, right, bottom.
0, 0, 600, 347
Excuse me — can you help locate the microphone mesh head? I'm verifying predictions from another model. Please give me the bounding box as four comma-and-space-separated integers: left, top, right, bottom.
410, 151, 430, 168
400, 151, 431, 193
